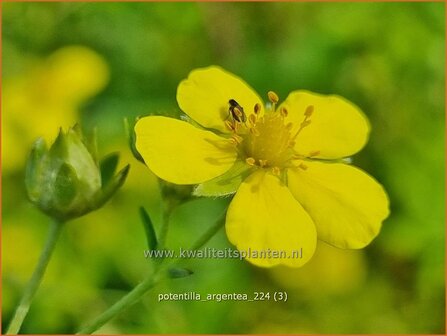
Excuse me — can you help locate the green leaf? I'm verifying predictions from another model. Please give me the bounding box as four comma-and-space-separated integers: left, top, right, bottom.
193, 160, 253, 197
50, 128, 67, 158
94, 164, 130, 208
25, 138, 47, 202
139, 206, 158, 251
100, 153, 119, 187
168, 267, 194, 279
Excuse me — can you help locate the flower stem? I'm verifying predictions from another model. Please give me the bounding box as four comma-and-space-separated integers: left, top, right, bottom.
76, 271, 162, 334
77, 212, 226, 334
6, 219, 63, 334
156, 203, 171, 251
189, 212, 226, 251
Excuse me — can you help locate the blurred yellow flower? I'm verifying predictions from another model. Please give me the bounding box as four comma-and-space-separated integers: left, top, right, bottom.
269, 241, 367, 296
135, 66, 389, 268
2, 46, 109, 172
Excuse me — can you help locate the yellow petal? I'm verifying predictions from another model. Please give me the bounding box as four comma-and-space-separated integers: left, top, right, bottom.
288, 161, 390, 249
177, 66, 264, 133
280, 90, 370, 159
226, 170, 317, 267
135, 116, 237, 184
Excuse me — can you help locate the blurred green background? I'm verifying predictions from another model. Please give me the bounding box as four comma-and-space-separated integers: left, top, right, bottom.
2, 2, 445, 334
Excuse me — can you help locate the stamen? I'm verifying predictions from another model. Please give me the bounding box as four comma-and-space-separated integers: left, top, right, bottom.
231, 134, 243, 144
272, 166, 281, 176
250, 127, 260, 136
280, 107, 288, 117
309, 150, 320, 157
291, 113, 312, 141
249, 114, 257, 125
300, 120, 311, 128
292, 154, 305, 160
286, 122, 293, 130
234, 121, 239, 133
268, 91, 279, 104
305, 105, 314, 117
299, 163, 308, 170
225, 120, 235, 131
254, 103, 261, 114
246, 157, 256, 166
234, 107, 244, 119
259, 159, 268, 167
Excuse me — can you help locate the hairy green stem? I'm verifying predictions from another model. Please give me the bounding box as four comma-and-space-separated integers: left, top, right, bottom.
155, 203, 171, 251
189, 212, 226, 251
6, 219, 63, 334
77, 272, 162, 334
77, 212, 225, 334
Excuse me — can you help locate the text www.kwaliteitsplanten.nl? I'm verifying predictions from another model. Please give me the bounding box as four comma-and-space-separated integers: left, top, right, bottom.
144, 247, 304, 260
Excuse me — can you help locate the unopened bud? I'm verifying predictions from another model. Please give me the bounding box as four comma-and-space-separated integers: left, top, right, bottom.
25, 125, 129, 221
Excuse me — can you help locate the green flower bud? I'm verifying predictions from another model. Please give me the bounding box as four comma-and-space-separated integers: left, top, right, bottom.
25, 125, 130, 221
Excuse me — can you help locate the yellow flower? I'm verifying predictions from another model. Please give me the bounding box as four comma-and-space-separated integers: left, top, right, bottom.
2, 46, 109, 172
135, 66, 389, 268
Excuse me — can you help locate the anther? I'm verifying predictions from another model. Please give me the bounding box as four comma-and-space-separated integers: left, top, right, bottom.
299, 163, 308, 170
305, 105, 314, 117
280, 107, 288, 117
249, 114, 257, 125
292, 154, 305, 160
225, 120, 235, 131
259, 159, 268, 167
272, 166, 281, 176
250, 127, 260, 136
229, 138, 238, 145
254, 103, 261, 114
231, 134, 243, 144
246, 157, 256, 166
309, 150, 320, 157
234, 107, 243, 118
267, 91, 279, 104
286, 122, 293, 130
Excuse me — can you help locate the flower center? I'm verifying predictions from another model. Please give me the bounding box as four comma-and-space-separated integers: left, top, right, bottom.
226, 91, 314, 175
244, 107, 293, 168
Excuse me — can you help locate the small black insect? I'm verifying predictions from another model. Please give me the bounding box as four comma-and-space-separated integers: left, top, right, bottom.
228, 99, 246, 123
